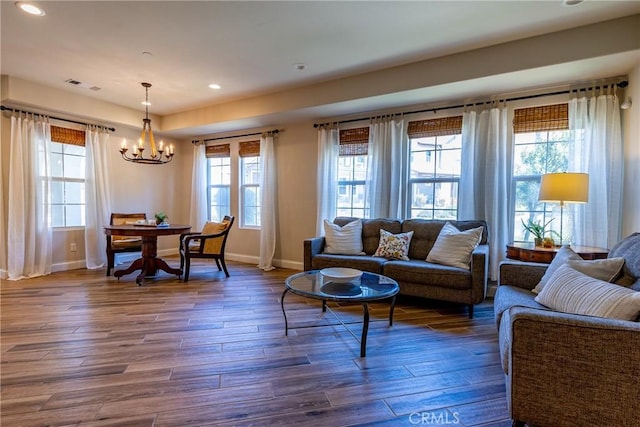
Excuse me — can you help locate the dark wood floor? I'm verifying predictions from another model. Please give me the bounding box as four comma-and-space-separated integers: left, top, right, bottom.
1, 259, 510, 426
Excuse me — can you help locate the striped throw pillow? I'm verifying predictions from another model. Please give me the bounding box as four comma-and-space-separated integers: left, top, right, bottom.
426, 222, 483, 270
323, 219, 364, 255
535, 264, 640, 321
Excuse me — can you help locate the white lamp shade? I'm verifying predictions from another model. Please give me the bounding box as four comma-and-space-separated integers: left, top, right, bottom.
538, 172, 589, 203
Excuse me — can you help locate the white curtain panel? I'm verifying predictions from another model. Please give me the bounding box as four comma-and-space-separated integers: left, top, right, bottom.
569, 89, 623, 248
7, 114, 53, 279
84, 126, 113, 269
258, 134, 277, 271
459, 107, 510, 280
316, 126, 339, 236
367, 117, 409, 218
189, 143, 208, 230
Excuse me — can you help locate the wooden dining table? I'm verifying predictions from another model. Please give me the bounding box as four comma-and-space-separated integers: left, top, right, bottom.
104, 224, 191, 285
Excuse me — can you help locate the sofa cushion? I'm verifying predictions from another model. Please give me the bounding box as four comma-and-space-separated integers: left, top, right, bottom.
334, 217, 402, 255
374, 229, 413, 260
426, 222, 483, 270
383, 260, 472, 290
494, 285, 549, 327
323, 219, 364, 255
311, 254, 386, 274
402, 219, 489, 260
535, 264, 640, 321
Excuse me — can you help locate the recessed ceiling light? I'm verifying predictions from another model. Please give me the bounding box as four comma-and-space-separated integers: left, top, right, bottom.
563, 0, 584, 5
294, 63, 307, 71
15, 1, 45, 16
209, 83, 221, 90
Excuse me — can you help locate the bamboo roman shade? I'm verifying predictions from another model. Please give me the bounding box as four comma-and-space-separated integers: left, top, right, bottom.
51, 126, 85, 146
339, 127, 369, 156
407, 116, 462, 138
205, 143, 231, 158
239, 140, 260, 157
513, 103, 568, 133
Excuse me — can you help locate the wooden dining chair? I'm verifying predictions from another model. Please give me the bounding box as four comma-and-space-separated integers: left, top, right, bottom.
179, 215, 235, 281
106, 212, 146, 276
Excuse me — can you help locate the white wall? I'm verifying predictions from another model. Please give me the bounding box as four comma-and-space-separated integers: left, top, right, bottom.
621, 62, 640, 237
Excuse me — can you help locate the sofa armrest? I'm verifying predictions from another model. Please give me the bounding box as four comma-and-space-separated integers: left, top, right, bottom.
470, 244, 489, 303
499, 260, 548, 291
303, 237, 326, 271
503, 306, 640, 425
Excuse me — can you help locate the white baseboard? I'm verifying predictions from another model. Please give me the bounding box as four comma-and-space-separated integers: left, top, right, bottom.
226, 253, 303, 271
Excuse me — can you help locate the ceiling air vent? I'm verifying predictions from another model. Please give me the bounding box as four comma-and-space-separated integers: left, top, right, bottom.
65, 79, 102, 91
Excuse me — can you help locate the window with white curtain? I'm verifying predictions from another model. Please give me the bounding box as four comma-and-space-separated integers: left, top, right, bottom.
50, 126, 86, 227
512, 103, 575, 242
205, 144, 231, 222
407, 116, 462, 220
337, 127, 369, 218
239, 140, 261, 227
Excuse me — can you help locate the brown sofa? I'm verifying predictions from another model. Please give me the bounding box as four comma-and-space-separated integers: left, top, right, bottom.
304, 217, 489, 318
495, 232, 640, 427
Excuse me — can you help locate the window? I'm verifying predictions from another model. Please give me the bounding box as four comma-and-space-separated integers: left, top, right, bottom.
512, 103, 573, 242
206, 144, 231, 222
337, 127, 369, 218
407, 116, 462, 220
50, 126, 86, 227
239, 140, 261, 227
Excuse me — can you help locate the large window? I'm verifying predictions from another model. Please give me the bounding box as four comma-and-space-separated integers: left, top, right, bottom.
337, 128, 369, 218
50, 126, 86, 227
239, 141, 261, 227
206, 144, 231, 222
512, 103, 573, 242
407, 116, 462, 220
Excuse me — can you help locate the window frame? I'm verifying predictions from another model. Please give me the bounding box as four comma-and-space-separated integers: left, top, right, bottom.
206, 154, 231, 223
50, 129, 86, 229
239, 154, 261, 228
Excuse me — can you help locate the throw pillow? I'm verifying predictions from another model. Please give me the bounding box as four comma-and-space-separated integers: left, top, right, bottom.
532, 246, 582, 294
566, 257, 625, 283
535, 264, 640, 321
199, 221, 228, 254
373, 229, 414, 260
426, 222, 484, 270
323, 219, 364, 255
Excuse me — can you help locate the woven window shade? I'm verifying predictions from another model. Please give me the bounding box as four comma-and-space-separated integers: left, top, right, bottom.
239, 140, 260, 157
205, 143, 231, 158
51, 126, 85, 146
513, 103, 568, 133
407, 116, 462, 138
339, 127, 369, 156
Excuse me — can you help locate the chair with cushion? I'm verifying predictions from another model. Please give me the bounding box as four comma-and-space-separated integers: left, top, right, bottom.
179, 215, 234, 281
106, 212, 146, 276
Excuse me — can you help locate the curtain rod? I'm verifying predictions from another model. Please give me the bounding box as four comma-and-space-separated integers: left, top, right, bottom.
194, 128, 279, 144
313, 80, 629, 128
1, 105, 116, 132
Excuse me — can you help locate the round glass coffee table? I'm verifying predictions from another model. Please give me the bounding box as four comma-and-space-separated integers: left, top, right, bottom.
281, 270, 400, 357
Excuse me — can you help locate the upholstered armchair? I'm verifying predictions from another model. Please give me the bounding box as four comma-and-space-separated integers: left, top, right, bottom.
106, 212, 146, 276
179, 215, 234, 281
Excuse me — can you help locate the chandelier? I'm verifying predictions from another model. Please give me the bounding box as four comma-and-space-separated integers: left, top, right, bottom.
119, 82, 175, 164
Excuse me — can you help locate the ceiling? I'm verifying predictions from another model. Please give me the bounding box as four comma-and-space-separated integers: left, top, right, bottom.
2, 1, 640, 135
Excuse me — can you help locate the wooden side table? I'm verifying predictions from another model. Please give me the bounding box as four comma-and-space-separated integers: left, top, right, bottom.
506, 242, 609, 264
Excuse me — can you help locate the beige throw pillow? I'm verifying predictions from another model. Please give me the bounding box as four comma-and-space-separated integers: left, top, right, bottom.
426, 222, 483, 270
323, 219, 364, 255
535, 264, 640, 321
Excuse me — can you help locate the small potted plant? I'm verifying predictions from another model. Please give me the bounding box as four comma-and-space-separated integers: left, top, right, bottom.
521, 218, 558, 247
155, 211, 168, 225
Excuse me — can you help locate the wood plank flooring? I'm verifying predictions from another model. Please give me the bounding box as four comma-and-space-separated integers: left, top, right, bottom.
1, 259, 510, 426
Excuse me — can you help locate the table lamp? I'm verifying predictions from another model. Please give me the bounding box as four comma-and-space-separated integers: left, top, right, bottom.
538, 172, 589, 246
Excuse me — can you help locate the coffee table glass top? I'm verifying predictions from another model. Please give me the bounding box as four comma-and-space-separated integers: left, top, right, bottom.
285, 270, 399, 301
